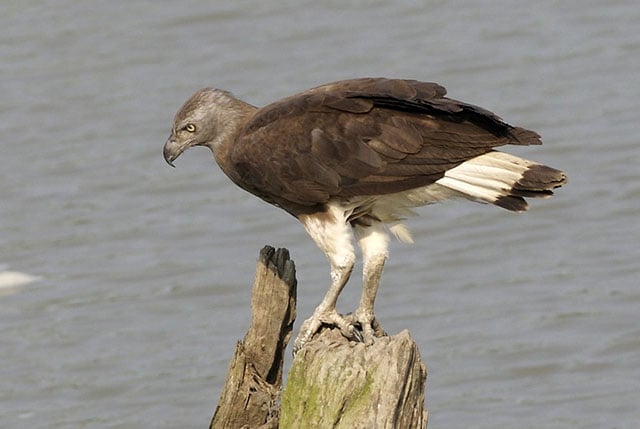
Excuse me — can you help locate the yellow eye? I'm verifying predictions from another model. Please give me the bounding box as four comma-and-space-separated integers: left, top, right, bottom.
185, 123, 196, 133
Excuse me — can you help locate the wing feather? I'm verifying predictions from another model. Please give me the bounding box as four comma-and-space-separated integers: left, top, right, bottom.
231, 78, 542, 212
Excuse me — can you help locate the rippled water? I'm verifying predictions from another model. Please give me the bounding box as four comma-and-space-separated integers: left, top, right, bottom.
1, 1, 639, 428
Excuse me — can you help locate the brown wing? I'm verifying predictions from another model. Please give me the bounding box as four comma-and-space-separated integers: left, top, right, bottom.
229, 78, 541, 213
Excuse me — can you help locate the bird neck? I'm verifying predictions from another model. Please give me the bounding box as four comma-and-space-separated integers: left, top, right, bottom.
210, 100, 257, 182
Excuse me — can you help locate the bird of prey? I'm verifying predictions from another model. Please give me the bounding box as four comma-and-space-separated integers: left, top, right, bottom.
163, 78, 567, 352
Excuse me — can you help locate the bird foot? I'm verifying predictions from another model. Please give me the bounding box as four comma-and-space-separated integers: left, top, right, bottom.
293, 310, 361, 355
344, 311, 387, 346
292, 310, 387, 354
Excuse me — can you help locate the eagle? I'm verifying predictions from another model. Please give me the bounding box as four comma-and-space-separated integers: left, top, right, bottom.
163, 78, 567, 352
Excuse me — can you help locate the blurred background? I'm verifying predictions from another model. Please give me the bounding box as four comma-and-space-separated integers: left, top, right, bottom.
1, 1, 638, 428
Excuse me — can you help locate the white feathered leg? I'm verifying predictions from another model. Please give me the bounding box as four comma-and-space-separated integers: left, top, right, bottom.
294, 205, 357, 353
351, 222, 389, 345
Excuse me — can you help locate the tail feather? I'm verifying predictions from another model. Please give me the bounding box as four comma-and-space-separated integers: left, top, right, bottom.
436, 151, 567, 212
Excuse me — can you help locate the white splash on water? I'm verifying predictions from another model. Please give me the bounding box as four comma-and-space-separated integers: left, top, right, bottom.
0, 265, 41, 295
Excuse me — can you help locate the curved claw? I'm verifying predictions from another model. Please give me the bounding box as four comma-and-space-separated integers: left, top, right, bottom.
344, 313, 388, 346
350, 325, 364, 343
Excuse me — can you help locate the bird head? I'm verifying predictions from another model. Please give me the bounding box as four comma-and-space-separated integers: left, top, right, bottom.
163, 88, 252, 167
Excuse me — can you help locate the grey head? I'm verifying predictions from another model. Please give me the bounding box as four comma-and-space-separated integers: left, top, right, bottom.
163, 88, 255, 166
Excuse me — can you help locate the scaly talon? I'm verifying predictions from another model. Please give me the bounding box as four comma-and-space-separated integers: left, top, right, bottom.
293, 310, 361, 354
345, 312, 387, 346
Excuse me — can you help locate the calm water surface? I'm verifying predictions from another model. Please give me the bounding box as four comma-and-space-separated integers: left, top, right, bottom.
1, 1, 639, 428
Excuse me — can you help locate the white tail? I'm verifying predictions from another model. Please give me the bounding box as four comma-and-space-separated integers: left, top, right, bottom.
436, 151, 567, 212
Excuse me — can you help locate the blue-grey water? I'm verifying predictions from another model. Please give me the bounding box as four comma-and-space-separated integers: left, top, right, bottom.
1, 1, 639, 428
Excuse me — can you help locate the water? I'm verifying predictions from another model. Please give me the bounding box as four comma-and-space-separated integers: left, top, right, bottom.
1, 1, 639, 428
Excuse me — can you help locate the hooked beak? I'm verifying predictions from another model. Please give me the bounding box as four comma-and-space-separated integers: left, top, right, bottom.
163, 138, 186, 167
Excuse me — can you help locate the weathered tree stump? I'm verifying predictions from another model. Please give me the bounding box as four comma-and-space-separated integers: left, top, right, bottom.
210, 246, 296, 429
210, 246, 428, 428
281, 328, 428, 428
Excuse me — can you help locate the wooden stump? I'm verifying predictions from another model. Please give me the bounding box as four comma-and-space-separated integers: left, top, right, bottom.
280, 328, 428, 429
210, 246, 428, 428
210, 246, 296, 429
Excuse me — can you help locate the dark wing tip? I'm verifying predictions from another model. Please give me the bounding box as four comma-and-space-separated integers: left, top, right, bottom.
518, 164, 568, 190
510, 126, 543, 145
495, 195, 529, 212
496, 163, 568, 212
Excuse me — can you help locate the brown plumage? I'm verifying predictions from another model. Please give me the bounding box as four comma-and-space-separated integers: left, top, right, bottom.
163, 78, 567, 351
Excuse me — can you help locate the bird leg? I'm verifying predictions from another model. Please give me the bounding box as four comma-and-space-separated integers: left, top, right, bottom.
294, 209, 357, 353
293, 260, 356, 353
347, 223, 389, 345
